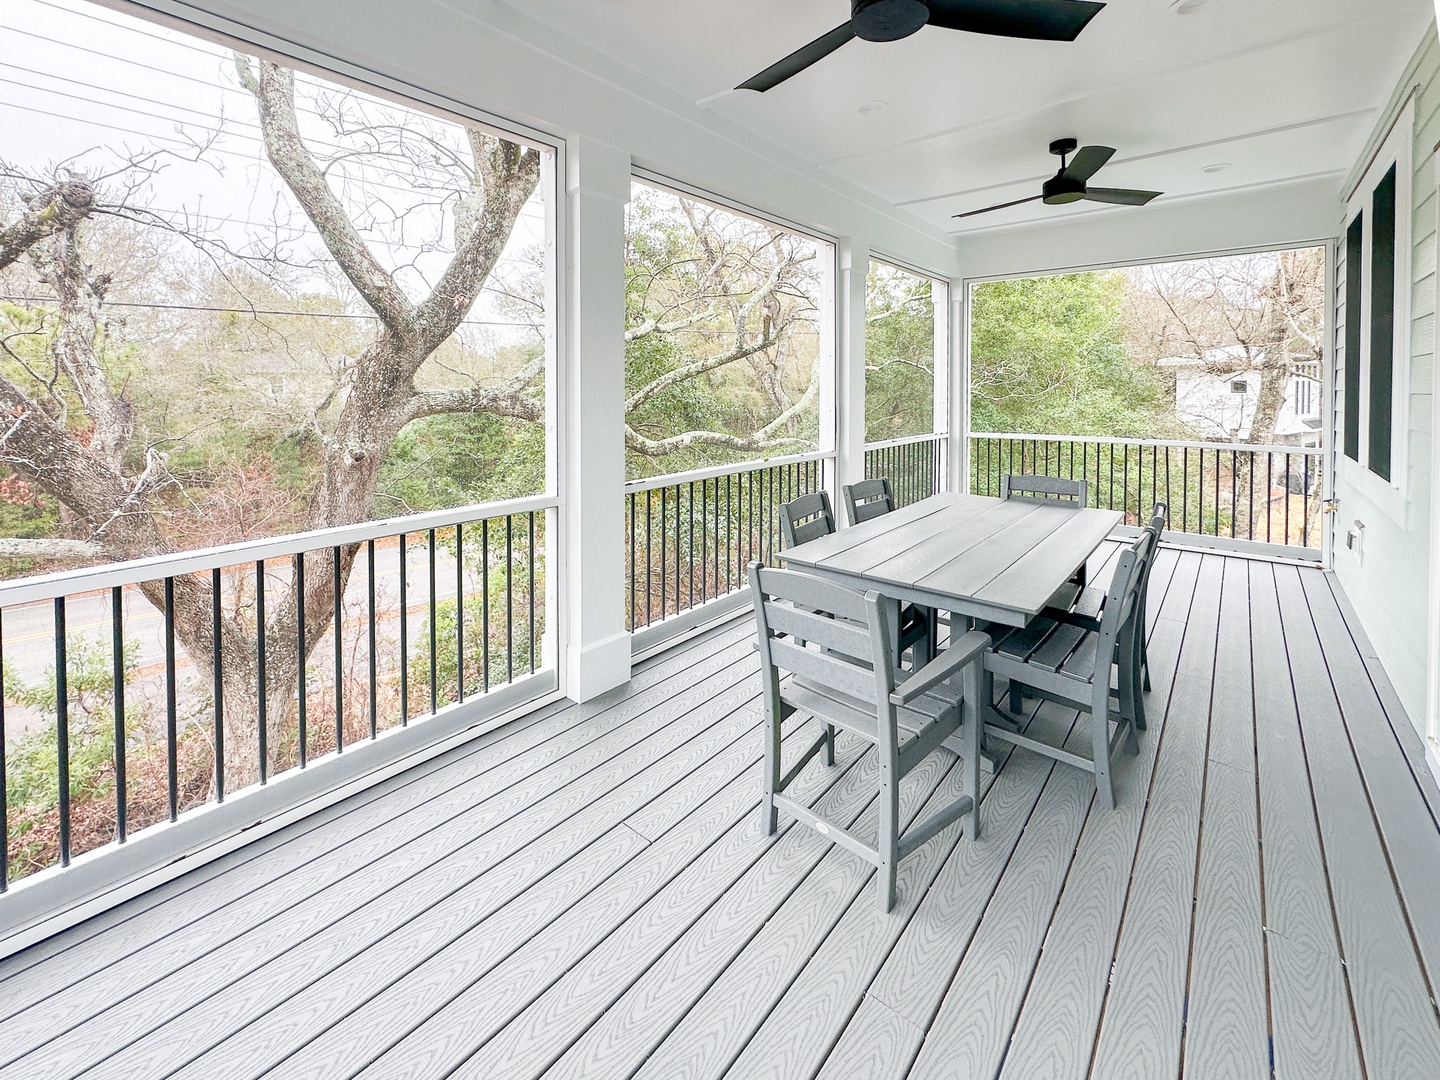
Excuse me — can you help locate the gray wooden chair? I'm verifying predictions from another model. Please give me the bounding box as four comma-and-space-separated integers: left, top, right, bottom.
779, 492, 932, 664
1000, 473, 1089, 506
842, 477, 894, 526
981, 528, 1155, 810
778, 490, 837, 549
1002, 474, 1090, 589
750, 562, 989, 911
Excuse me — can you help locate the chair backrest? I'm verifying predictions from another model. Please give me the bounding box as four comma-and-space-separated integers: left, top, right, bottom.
779, 491, 836, 549
1096, 527, 1158, 657
843, 478, 894, 526
1001, 474, 1088, 507
1148, 501, 1168, 533
749, 563, 896, 713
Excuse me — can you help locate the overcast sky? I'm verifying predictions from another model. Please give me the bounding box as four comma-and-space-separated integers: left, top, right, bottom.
1, 0, 548, 340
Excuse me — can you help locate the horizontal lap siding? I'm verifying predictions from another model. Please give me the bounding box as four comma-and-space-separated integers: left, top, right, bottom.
1332, 25, 1437, 733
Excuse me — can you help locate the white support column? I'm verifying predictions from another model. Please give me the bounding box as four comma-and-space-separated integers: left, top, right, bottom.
563, 138, 632, 701
1427, 143, 1440, 786
949, 277, 970, 492
837, 238, 869, 504
931, 277, 950, 488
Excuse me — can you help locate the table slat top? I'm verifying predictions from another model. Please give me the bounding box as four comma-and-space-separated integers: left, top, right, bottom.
781, 492, 1123, 623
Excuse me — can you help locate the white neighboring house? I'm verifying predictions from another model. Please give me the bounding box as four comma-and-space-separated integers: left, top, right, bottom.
1157, 346, 1322, 446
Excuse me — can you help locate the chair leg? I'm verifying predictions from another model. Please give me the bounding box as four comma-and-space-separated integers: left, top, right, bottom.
825, 723, 836, 766
1141, 634, 1152, 693
877, 753, 899, 913
1091, 689, 1116, 811
761, 701, 781, 836
1008, 682, 1024, 714
966, 659, 983, 841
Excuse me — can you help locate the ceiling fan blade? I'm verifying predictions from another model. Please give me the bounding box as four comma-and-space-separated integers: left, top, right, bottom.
1083, 187, 1162, 206
925, 0, 1106, 41
952, 194, 1043, 219
1063, 144, 1115, 182
737, 23, 857, 92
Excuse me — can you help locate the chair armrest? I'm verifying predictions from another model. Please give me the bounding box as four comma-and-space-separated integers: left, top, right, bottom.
890, 630, 990, 706
1039, 607, 1102, 632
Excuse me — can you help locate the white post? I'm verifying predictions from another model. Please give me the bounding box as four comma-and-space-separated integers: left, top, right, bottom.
836, 238, 869, 507
949, 277, 970, 493
562, 137, 632, 701
931, 277, 950, 489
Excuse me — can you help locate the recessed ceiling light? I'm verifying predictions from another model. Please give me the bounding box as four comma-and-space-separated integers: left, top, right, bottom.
857, 99, 888, 115
1201, 161, 1233, 173
1171, 0, 1211, 13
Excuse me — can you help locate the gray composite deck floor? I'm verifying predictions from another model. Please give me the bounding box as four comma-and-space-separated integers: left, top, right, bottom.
2, 547, 1440, 1079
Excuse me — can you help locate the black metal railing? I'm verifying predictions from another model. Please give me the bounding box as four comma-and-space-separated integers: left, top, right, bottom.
969, 433, 1324, 551
1, 497, 553, 890
624, 454, 830, 632
863, 434, 945, 508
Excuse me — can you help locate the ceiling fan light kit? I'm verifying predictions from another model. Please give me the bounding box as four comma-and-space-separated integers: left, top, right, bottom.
737, 0, 1107, 92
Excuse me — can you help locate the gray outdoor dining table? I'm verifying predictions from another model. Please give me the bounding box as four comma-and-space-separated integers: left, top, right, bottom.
780, 491, 1123, 761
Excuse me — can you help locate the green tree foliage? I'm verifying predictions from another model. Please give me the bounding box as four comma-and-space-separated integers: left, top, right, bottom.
865, 262, 935, 443
969, 271, 1176, 437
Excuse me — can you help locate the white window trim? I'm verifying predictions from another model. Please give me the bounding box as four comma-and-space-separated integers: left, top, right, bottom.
1339, 98, 1413, 522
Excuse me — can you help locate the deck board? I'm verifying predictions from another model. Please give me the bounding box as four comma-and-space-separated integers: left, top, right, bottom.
2, 549, 1437, 1080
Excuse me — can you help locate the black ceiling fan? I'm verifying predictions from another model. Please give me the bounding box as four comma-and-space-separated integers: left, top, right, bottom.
737, 0, 1105, 93
953, 138, 1162, 219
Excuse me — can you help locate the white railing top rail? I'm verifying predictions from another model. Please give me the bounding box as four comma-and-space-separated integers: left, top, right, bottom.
968, 432, 1323, 457
863, 432, 945, 452
0, 492, 558, 609
623, 449, 831, 495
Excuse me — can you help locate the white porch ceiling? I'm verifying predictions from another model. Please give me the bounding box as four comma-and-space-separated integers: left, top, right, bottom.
495, 0, 1433, 238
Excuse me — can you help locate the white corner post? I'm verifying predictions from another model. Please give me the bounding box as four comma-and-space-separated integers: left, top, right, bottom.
836, 237, 869, 506
931, 276, 951, 488
563, 138, 632, 702
949, 277, 970, 492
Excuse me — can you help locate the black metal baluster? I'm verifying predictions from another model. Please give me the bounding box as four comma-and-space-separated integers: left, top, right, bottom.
116, 586, 130, 833
0, 610, 6, 891
506, 514, 514, 684
1246, 453, 1255, 540
1181, 448, 1189, 534
1214, 449, 1221, 536
1231, 451, 1238, 538
1266, 454, 1275, 544
482, 520, 491, 693
256, 561, 267, 784
334, 547, 344, 752
644, 491, 652, 628
660, 487, 668, 617
208, 574, 221, 805
55, 599, 70, 864
688, 480, 696, 610
163, 579, 177, 818
1284, 454, 1293, 542
456, 523, 465, 702
367, 540, 377, 739
399, 534, 408, 726
296, 553, 306, 767
628, 494, 636, 631
428, 528, 438, 716
528, 512, 537, 674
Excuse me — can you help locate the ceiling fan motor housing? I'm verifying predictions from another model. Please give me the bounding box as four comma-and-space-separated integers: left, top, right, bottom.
852, 0, 930, 41
1042, 173, 1087, 204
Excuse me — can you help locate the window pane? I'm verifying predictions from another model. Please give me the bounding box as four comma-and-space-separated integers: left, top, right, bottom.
865, 261, 934, 442
1344, 212, 1364, 462
624, 181, 829, 479
1368, 165, 1396, 481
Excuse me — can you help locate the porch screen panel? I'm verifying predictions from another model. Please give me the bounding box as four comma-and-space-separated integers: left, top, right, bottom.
1367, 164, 1397, 481
1343, 212, 1363, 463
